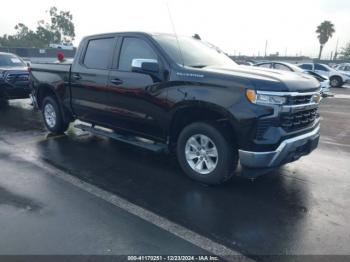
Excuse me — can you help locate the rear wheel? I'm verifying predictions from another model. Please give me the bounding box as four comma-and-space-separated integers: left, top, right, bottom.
42, 96, 69, 134
330, 76, 343, 88
177, 122, 238, 185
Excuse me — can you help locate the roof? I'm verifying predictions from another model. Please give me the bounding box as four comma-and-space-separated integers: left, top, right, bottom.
82, 31, 176, 40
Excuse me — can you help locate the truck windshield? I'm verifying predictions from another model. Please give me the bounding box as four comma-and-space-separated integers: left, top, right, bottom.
153, 35, 237, 69
0, 53, 25, 67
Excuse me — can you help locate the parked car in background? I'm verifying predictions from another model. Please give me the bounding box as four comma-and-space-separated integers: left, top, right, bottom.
236, 61, 254, 66
0, 52, 32, 101
49, 43, 74, 50
335, 63, 350, 81
30, 32, 321, 185
255, 62, 330, 93
298, 63, 349, 88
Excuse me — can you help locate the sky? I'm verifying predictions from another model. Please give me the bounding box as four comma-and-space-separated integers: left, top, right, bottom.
1, 0, 349, 58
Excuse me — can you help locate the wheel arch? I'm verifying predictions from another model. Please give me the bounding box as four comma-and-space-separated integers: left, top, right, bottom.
36, 84, 73, 123
168, 101, 239, 150
330, 74, 344, 82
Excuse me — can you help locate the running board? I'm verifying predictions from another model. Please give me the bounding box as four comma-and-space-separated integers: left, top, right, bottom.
75, 124, 167, 153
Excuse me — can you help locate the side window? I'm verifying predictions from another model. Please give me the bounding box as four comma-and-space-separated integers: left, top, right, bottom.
118, 38, 157, 71
274, 63, 292, 71
83, 38, 115, 69
315, 64, 329, 71
299, 64, 312, 70
257, 63, 271, 68
345, 66, 350, 72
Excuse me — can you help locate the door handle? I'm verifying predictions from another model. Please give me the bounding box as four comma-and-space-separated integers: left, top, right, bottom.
110, 78, 123, 85
73, 73, 82, 80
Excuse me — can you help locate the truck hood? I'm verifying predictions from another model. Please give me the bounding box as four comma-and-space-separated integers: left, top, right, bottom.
0, 66, 27, 73
202, 65, 320, 92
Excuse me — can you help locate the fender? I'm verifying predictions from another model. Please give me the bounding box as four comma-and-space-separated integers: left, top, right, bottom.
35, 83, 73, 124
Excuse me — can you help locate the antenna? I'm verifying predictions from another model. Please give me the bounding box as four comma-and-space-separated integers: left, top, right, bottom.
166, 2, 185, 67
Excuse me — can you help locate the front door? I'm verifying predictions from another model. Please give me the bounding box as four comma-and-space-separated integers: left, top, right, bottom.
105, 36, 168, 141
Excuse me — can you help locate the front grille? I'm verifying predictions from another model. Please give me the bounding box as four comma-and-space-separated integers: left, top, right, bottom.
5, 73, 29, 83
256, 118, 277, 140
280, 108, 319, 132
5, 74, 15, 82
287, 95, 313, 105
256, 108, 319, 139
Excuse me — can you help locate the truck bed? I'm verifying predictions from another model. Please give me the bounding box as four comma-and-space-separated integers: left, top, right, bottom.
31, 62, 72, 73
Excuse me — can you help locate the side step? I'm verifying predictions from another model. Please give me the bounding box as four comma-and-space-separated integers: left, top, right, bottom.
75, 124, 167, 153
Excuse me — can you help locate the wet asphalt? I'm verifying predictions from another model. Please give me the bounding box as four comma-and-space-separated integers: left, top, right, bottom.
0, 88, 349, 259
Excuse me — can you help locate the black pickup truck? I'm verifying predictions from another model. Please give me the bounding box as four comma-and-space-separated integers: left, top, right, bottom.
31, 32, 321, 184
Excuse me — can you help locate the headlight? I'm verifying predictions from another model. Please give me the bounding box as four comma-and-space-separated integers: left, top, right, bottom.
312, 93, 321, 103
246, 89, 287, 105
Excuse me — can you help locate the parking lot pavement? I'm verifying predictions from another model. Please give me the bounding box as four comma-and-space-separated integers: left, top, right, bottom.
0, 145, 210, 256
0, 88, 349, 259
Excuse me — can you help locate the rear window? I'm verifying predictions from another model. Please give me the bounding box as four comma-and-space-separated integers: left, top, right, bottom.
274, 63, 292, 71
0, 53, 25, 67
83, 38, 115, 69
315, 64, 329, 71
257, 63, 271, 68
299, 64, 312, 70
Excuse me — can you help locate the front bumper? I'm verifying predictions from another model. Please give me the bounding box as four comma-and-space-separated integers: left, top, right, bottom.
0, 83, 31, 99
239, 124, 320, 168
320, 80, 330, 92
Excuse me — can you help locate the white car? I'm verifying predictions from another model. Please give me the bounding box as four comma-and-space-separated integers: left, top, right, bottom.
298, 63, 350, 88
255, 62, 330, 93
49, 43, 74, 50
335, 63, 350, 84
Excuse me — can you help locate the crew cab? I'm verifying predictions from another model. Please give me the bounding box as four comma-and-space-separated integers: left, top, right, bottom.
0, 52, 32, 101
30, 32, 321, 184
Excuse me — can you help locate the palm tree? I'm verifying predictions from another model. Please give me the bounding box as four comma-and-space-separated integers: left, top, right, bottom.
316, 21, 335, 59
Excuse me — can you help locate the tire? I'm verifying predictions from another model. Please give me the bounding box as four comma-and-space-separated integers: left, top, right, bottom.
330, 76, 343, 88
42, 96, 69, 134
176, 122, 238, 185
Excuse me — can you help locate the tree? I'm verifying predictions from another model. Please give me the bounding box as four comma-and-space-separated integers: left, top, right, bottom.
48, 7, 75, 43
316, 21, 335, 59
341, 42, 350, 58
0, 6, 75, 48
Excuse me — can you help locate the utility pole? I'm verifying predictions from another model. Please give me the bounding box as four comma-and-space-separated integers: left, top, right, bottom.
264, 40, 268, 57
334, 38, 339, 60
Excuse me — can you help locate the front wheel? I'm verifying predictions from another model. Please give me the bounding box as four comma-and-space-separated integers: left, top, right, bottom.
177, 122, 238, 185
330, 76, 343, 88
42, 96, 69, 134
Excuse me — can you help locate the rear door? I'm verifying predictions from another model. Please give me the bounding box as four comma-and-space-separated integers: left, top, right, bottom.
105, 36, 168, 141
314, 64, 330, 77
70, 36, 117, 124
299, 63, 313, 71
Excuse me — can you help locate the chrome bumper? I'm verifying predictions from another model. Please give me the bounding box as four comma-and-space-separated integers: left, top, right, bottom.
239, 124, 320, 168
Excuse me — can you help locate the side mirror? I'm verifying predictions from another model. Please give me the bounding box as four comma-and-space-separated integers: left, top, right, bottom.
132, 59, 159, 73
